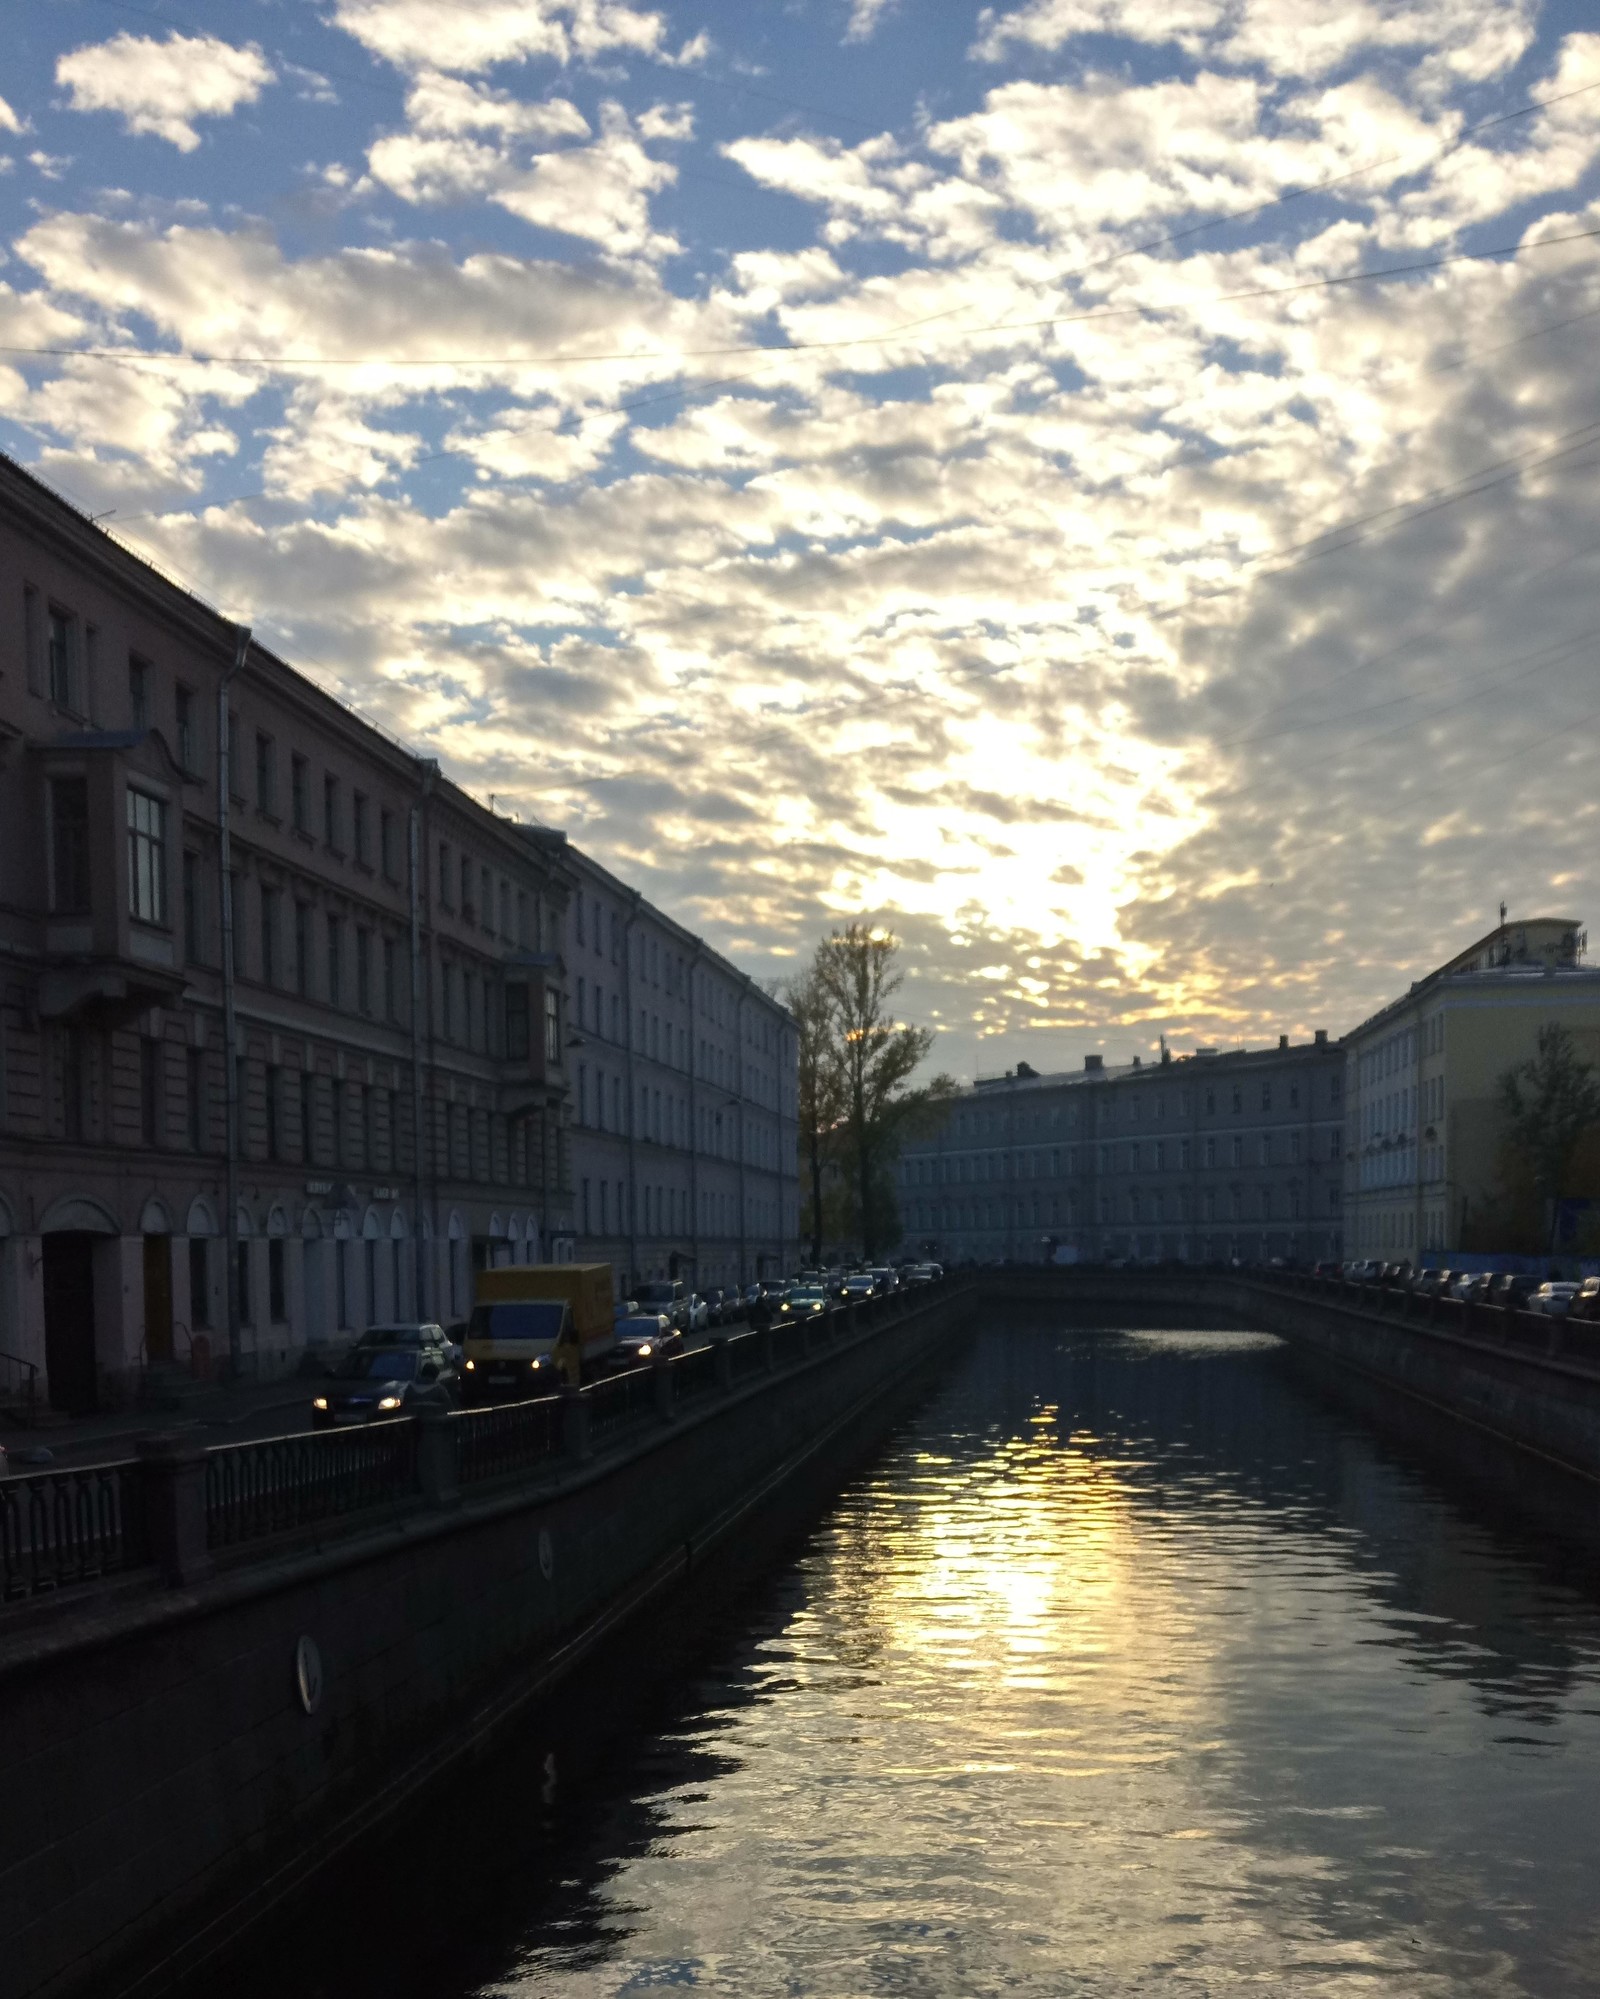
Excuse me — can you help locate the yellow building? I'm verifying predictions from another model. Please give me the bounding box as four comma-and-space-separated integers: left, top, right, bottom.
1344, 917, 1600, 1263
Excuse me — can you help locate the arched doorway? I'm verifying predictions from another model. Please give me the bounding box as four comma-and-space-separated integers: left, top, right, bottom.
39, 1195, 119, 1414
139, 1196, 174, 1366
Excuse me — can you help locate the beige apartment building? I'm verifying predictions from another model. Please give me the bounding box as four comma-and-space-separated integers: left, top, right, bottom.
1343, 917, 1600, 1264
0, 453, 796, 1414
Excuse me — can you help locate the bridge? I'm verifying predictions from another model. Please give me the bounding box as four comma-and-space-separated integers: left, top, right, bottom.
3, 1266, 1598, 1999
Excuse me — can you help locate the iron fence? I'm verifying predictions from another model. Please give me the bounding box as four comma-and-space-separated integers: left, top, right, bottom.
0, 1348, 39, 1427
586, 1364, 655, 1442
727, 1330, 766, 1379
672, 1344, 719, 1405
0, 1460, 147, 1600
206, 1420, 418, 1550
454, 1394, 563, 1486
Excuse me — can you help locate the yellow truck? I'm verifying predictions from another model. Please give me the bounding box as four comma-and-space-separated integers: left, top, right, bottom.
461, 1263, 616, 1400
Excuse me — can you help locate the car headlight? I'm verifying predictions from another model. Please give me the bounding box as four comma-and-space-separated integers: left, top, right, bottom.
378, 1395, 403, 1411
463, 1358, 475, 1371
312, 1397, 329, 1412
638, 1342, 653, 1357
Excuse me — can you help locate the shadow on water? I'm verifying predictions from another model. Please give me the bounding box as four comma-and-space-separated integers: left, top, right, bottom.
204, 1320, 1600, 1999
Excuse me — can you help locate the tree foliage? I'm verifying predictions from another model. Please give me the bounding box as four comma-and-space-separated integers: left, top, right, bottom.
1496, 1023, 1600, 1250
800, 923, 956, 1260
783, 955, 849, 1267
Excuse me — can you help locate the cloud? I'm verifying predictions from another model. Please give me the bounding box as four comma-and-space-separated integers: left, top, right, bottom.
331, 0, 668, 74
845, 0, 899, 42
0, 94, 28, 135
56, 32, 275, 152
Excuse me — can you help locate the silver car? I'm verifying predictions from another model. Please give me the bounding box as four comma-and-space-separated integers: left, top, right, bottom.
1530, 1281, 1580, 1316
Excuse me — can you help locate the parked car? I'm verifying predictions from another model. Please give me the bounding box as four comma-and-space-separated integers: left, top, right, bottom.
608, 1313, 681, 1369
1379, 1261, 1414, 1288
1571, 1276, 1600, 1321
779, 1286, 832, 1320
1311, 1260, 1341, 1280
1450, 1271, 1491, 1304
353, 1320, 454, 1357
1530, 1281, 1581, 1317
865, 1266, 899, 1293
701, 1287, 729, 1327
634, 1280, 689, 1330
1489, 1272, 1535, 1311
685, 1293, 711, 1334
840, 1272, 877, 1302
613, 1297, 640, 1324
312, 1344, 456, 1427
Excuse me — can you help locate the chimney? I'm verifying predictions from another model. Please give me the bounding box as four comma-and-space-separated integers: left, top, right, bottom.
1084, 1054, 1104, 1072
1132, 1056, 1142, 1069
1279, 1034, 1289, 1050
1314, 1028, 1327, 1046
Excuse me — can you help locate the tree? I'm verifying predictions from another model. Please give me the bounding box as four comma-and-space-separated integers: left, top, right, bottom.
813, 924, 957, 1259
1496, 1023, 1600, 1252
783, 956, 847, 1267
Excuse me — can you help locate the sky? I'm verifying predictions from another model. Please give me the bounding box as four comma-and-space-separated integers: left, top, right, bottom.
5, 0, 1600, 1081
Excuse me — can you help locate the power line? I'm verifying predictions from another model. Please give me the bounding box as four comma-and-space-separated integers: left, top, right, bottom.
9, 223, 1600, 374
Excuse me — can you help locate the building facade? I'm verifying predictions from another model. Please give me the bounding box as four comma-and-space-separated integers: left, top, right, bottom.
0, 453, 794, 1413
1343, 916, 1600, 1264
898, 1035, 1345, 1267
562, 848, 798, 1294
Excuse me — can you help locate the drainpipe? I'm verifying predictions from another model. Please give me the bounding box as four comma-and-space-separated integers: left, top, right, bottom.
408, 761, 437, 1314
735, 984, 748, 1284
218, 624, 251, 1378
687, 941, 703, 1289
621, 893, 642, 1286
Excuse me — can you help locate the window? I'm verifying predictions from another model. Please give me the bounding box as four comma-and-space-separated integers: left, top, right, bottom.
459, 855, 473, 916
189, 1238, 210, 1327
1262, 1082, 1272, 1112
259, 887, 278, 986
291, 754, 309, 833
1231, 1136, 1243, 1167
299, 1069, 314, 1163
545, 987, 561, 1064
352, 791, 369, 865
356, 928, 371, 1014
331, 1078, 345, 1167
182, 852, 202, 964
236, 1242, 252, 1327
506, 984, 529, 1061
265, 1064, 282, 1160
140, 1037, 160, 1148
47, 606, 76, 710
323, 773, 339, 848
50, 777, 90, 914
326, 915, 343, 1008
1230, 1086, 1242, 1114
268, 1239, 286, 1324
480, 866, 491, 930
500, 880, 511, 938
186, 1046, 204, 1152
254, 732, 275, 815
355, 1083, 370, 1169
175, 685, 196, 770
229, 873, 244, 976
441, 961, 455, 1042
129, 655, 149, 729
127, 789, 168, 925
295, 902, 311, 996
381, 808, 397, 880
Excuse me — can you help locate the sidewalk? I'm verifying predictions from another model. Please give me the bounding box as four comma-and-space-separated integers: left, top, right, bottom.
0, 1376, 313, 1469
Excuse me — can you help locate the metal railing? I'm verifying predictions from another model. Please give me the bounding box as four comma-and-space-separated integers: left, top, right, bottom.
1, 1460, 147, 1600
672, 1344, 719, 1404
454, 1394, 563, 1486
0, 1348, 39, 1426
586, 1365, 656, 1442
206, 1421, 419, 1550
728, 1330, 767, 1379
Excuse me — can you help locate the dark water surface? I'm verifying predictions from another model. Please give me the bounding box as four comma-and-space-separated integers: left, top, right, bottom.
241, 1324, 1600, 1997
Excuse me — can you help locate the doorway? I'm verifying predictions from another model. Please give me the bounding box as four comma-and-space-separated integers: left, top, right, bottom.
143, 1234, 173, 1364
43, 1232, 98, 1413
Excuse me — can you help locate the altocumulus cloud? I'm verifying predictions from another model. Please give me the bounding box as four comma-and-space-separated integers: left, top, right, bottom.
5, 0, 1600, 1078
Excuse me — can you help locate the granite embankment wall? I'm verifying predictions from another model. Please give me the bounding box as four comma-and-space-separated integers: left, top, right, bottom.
0, 1285, 974, 1999
997, 1267, 1600, 1500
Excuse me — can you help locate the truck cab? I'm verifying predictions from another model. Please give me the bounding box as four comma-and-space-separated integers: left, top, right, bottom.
462, 1263, 616, 1401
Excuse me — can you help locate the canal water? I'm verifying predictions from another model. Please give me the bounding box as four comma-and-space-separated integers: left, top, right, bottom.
237, 1323, 1600, 1997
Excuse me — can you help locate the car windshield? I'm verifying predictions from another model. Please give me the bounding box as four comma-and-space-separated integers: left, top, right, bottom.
357, 1324, 429, 1346
617, 1318, 663, 1337
336, 1350, 420, 1382
635, 1285, 676, 1305
469, 1301, 566, 1343
788, 1289, 827, 1303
